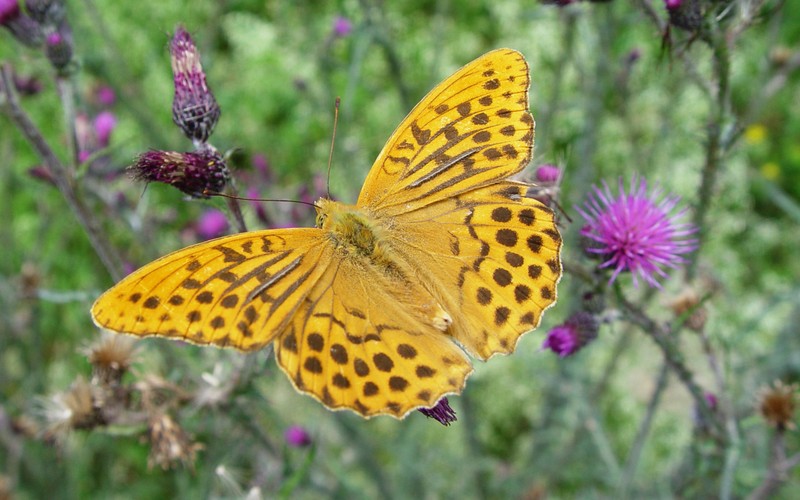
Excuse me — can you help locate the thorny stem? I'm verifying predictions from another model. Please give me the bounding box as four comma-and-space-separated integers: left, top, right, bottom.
0, 64, 124, 281
616, 286, 725, 442
460, 388, 491, 500
618, 361, 669, 499
55, 76, 80, 167
747, 430, 800, 500
687, 26, 730, 281
224, 184, 248, 233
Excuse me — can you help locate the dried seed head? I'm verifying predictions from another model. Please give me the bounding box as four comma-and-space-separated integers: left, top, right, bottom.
757, 380, 798, 431
40, 377, 100, 440
85, 334, 137, 386
147, 413, 203, 470
668, 288, 707, 332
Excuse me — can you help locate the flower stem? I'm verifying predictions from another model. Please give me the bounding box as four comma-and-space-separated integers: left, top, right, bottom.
0, 64, 124, 281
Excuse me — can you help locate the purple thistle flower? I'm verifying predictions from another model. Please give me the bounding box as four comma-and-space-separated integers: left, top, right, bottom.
0, 0, 20, 25
170, 26, 220, 143
45, 30, 72, 70
542, 312, 598, 357
418, 397, 457, 426
332, 16, 353, 37
284, 425, 312, 447
576, 176, 697, 288
93, 111, 117, 147
129, 148, 229, 198
195, 209, 228, 240
1, 0, 42, 47
664, 0, 681, 9
534, 164, 561, 184
95, 85, 116, 107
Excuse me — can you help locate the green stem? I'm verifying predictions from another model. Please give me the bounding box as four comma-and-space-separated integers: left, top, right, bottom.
0, 64, 124, 281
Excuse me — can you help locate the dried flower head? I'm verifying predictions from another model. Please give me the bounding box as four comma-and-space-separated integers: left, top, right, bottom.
170, 26, 220, 143
577, 176, 697, 288
284, 425, 312, 447
757, 380, 798, 431
147, 413, 203, 470
668, 288, 707, 332
129, 148, 230, 198
542, 311, 599, 357
85, 334, 137, 386
418, 397, 457, 426
40, 377, 101, 440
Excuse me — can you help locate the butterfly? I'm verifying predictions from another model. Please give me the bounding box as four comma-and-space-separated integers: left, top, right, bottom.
92, 49, 562, 419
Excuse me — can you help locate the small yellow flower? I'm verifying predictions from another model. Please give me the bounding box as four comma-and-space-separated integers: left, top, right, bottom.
760, 162, 780, 180
744, 124, 767, 145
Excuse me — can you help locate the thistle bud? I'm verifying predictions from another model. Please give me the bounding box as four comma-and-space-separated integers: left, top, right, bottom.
129, 148, 230, 198
542, 311, 599, 357
418, 397, 457, 426
170, 26, 220, 143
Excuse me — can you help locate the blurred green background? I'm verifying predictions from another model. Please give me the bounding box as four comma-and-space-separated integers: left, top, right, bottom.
2, 0, 800, 498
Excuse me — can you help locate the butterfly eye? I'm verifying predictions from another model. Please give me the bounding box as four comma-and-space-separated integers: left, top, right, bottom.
315, 212, 327, 228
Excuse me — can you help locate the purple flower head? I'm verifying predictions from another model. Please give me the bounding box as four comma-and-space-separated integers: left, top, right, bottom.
418, 397, 457, 426
129, 148, 230, 198
196, 209, 228, 240
534, 164, 561, 184
93, 111, 117, 147
13, 73, 42, 95
251, 153, 272, 182
284, 425, 312, 447
664, 0, 681, 9
246, 187, 271, 227
704, 392, 718, 411
332, 16, 352, 37
576, 176, 697, 288
0, 0, 20, 25
1, 1, 42, 47
45, 30, 72, 70
95, 85, 116, 107
170, 26, 220, 143
542, 311, 598, 357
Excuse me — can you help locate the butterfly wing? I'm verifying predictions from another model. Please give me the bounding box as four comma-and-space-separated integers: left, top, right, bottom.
357, 48, 562, 360
386, 182, 562, 360
92, 229, 332, 351
357, 48, 533, 213
274, 253, 472, 418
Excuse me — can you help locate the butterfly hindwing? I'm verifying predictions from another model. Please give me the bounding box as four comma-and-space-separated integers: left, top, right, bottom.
92, 229, 331, 351
387, 182, 562, 360
274, 254, 472, 418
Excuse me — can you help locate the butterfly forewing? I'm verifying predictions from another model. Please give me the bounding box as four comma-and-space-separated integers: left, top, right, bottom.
92, 229, 332, 351
357, 49, 533, 214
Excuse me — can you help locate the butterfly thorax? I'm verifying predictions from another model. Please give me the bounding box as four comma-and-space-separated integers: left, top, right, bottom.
315, 198, 390, 262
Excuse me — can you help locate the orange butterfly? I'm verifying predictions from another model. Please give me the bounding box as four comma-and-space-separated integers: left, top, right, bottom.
92, 49, 562, 418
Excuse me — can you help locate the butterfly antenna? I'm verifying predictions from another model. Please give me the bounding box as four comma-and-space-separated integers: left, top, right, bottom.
203, 189, 319, 209
325, 97, 341, 199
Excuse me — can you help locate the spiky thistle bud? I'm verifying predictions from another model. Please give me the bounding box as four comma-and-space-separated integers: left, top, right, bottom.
129, 148, 230, 198
169, 26, 220, 143
418, 397, 457, 426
